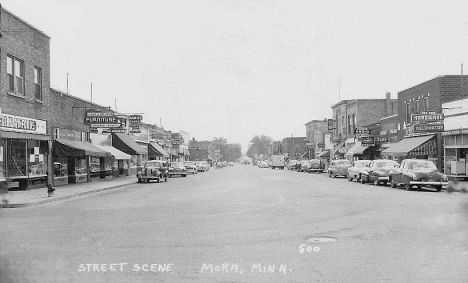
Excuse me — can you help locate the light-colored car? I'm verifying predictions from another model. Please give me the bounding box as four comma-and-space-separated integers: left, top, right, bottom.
287, 160, 299, 170
328, 159, 352, 178
195, 161, 209, 172
307, 159, 325, 173
184, 161, 198, 174
228, 162, 234, 166
168, 162, 187, 177
298, 160, 311, 172
258, 161, 269, 168
389, 159, 448, 191
346, 160, 372, 182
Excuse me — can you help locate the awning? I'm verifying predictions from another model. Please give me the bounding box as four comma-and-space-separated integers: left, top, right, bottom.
112, 133, 147, 155
318, 150, 330, 157
94, 145, 130, 160
149, 142, 169, 157
1, 130, 51, 141
382, 135, 435, 157
54, 140, 110, 157
344, 141, 369, 157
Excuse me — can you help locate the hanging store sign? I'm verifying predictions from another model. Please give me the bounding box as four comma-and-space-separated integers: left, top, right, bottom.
355, 127, 370, 138
0, 112, 47, 134
102, 128, 127, 133
361, 136, 375, 147
376, 137, 388, 143
328, 119, 334, 130
129, 115, 142, 126
411, 113, 443, 123
84, 110, 120, 125
414, 124, 444, 132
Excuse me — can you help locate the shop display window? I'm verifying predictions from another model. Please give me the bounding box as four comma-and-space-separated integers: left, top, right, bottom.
7, 139, 27, 178
53, 156, 68, 178
27, 140, 48, 177
75, 157, 87, 176
89, 157, 100, 173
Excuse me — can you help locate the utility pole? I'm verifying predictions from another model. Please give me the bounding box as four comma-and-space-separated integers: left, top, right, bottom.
292, 134, 294, 159
90, 83, 93, 103
66, 73, 69, 94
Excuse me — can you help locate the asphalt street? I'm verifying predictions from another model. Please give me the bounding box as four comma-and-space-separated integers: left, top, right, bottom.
1, 164, 468, 282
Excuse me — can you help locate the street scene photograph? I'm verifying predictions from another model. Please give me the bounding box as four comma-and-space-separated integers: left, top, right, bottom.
1, 0, 468, 282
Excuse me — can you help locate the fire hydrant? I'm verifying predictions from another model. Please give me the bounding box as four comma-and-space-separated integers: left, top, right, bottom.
47, 185, 56, 197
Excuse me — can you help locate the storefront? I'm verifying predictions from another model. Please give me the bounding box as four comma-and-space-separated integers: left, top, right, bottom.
442, 129, 468, 176
111, 133, 147, 175
149, 142, 169, 160
381, 134, 438, 166
344, 141, 375, 161
94, 145, 130, 178
0, 113, 51, 191
53, 139, 110, 185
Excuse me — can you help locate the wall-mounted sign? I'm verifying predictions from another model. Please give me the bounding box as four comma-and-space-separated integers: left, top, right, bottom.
0, 113, 47, 134
361, 136, 375, 146
389, 129, 398, 135
380, 130, 388, 136
355, 127, 370, 135
376, 137, 388, 143
102, 128, 127, 134
442, 128, 468, 136
328, 119, 334, 130
411, 113, 443, 123
129, 115, 142, 126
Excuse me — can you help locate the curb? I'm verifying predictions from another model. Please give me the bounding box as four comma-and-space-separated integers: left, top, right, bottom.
0, 182, 136, 208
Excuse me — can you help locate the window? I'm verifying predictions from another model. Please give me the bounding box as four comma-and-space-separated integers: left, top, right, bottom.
423, 97, 429, 110
7, 55, 25, 95
347, 115, 351, 134
34, 67, 42, 100
406, 103, 411, 123
414, 100, 420, 113
352, 114, 356, 133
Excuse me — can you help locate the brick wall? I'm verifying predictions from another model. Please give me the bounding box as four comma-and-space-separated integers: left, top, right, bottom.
0, 8, 51, 132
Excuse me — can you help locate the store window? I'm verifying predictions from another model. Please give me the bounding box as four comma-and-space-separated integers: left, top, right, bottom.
75, 157, 87, 176
423, 97, 429, 110
6, 139, 27, 178
34, 67, 42, 101
406, 103, 411, 123
53, 156, 68, 178
414, 100, 420, 113
89, 157, 101, 175
7, 55, 25, 95
27, 140, 47, 177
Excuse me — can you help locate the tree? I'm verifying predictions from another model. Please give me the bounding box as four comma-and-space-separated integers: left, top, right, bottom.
208, 137, 242, 162
247, 135, 273, 159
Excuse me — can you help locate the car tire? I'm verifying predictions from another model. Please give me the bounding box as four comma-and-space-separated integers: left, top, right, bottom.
156, 177, 160, 183
347, 174, 353, 181
183, 174, 187, 177
405, 183, 412, 191
374, 179, 380, 186
355, 175, 360, 183
146, 179, 150, 183
360, 176, 366, 184
435, 186, 442, 192
165, 176, 168, 182
329, 172, 331, 178
137, 178, 141, 183
390, 179, 396, 188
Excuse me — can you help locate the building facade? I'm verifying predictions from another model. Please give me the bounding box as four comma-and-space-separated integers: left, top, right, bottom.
305, 118, 329, 158
281, 137, 306, 160
188, 138, 211, 161
0, 7, 51, 191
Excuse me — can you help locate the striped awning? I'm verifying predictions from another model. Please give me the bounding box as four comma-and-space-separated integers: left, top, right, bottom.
382, 135, 435, 157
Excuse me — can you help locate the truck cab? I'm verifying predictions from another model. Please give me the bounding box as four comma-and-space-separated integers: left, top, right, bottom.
270, 155, 285, 170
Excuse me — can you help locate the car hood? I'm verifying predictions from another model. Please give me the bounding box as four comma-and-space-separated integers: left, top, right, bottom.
373, 168, 393, 176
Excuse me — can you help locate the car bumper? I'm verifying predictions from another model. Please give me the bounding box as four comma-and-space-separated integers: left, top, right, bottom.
308, 168, 323, 172
377, 176, 389, 182
409, 181, 448, 186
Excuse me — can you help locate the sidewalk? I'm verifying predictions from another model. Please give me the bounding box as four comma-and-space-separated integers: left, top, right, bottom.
0, 176, 137, 208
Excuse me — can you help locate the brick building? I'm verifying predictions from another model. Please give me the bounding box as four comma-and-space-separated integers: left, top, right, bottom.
189, 138, 211, 161
0, 7, 51, 191
282, 137, 306, 160
331, 93, 397, 158
305, 118, 329, 158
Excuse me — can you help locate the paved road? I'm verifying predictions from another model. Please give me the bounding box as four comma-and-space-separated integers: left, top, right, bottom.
1, 165, 467, 282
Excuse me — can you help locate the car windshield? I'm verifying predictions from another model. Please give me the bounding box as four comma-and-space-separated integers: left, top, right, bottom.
171, 162, 184, 168
336, 160, 351, 165
146, 162, 161, 168
355, 162, 370, 168
301, 161, 309, 165
409, 161, 437, 170
375, 161, 398, 168
185, 162, 195, 166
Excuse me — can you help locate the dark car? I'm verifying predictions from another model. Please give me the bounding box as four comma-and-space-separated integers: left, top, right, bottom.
359, 159, 399, 185
168, 162, 187, 177
328, 159, 351, 178
389, 159, 448, 191
307, 159, 325, 173
137, 160, 168, 183
346, 160, 371, 182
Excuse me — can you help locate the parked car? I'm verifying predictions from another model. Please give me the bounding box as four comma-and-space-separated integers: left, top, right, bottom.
195, 161, 210, 172
137, 160, 168, 183
328, 159, 352, 177
307, 159, 325, 173
168, 162, 187, 177
346, 160, 372, 182
184, 161, 198, 174
258, 161, 269, 168
298, 160, 311, 172
228, 162, 234, 166
389, 159, 448, 191
359, 159, 399, 185
287, 160, 299, 170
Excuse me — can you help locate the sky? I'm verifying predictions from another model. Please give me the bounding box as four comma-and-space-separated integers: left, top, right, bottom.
3, 0, 468, 152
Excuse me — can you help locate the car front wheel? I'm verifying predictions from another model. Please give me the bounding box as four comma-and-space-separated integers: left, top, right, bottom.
435, 186, 442, 192
374, 179, 380, 186
405, 183, 413, 191
360, 176, 366, 184
347, 174, 353, 181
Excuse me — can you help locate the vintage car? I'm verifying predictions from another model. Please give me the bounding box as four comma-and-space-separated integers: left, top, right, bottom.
298, 160, 311, 172
168, 162, 187, 177
195, 161, 210, 172
389, 159, 448, 191
184, 161, 198, 174
346, 160, 371, 182
307, 159, 325, 173
287, 160, 299, 170
328, 159, 352, 178
258, 161, 269, 168
359, 159, 399, 185
137, 160, 168, 183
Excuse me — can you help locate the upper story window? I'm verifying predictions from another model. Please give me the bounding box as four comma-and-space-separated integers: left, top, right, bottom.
352, 114, 356, 133
347, 115, 352, 134
406, 103, 411, 123
423, 97, 429, 110
34, 67, 42, 101
414, 100, 420, 113
7, 55, 25, 95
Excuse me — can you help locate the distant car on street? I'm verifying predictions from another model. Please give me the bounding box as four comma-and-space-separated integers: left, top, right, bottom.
359, 159, 399, 185
346, 160, 372, 182
228, 162, 234, 166
258, 161, 269, 168
298, 160, 311, 172
287, 160, 299, 170
389, 159, 448, 191
137, 160, 169, 183
184, 161, 198, 174
328, 159, 352, 178
195, 161, 209, 172
307, 159, 325, 173
168, 162, 187, 177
